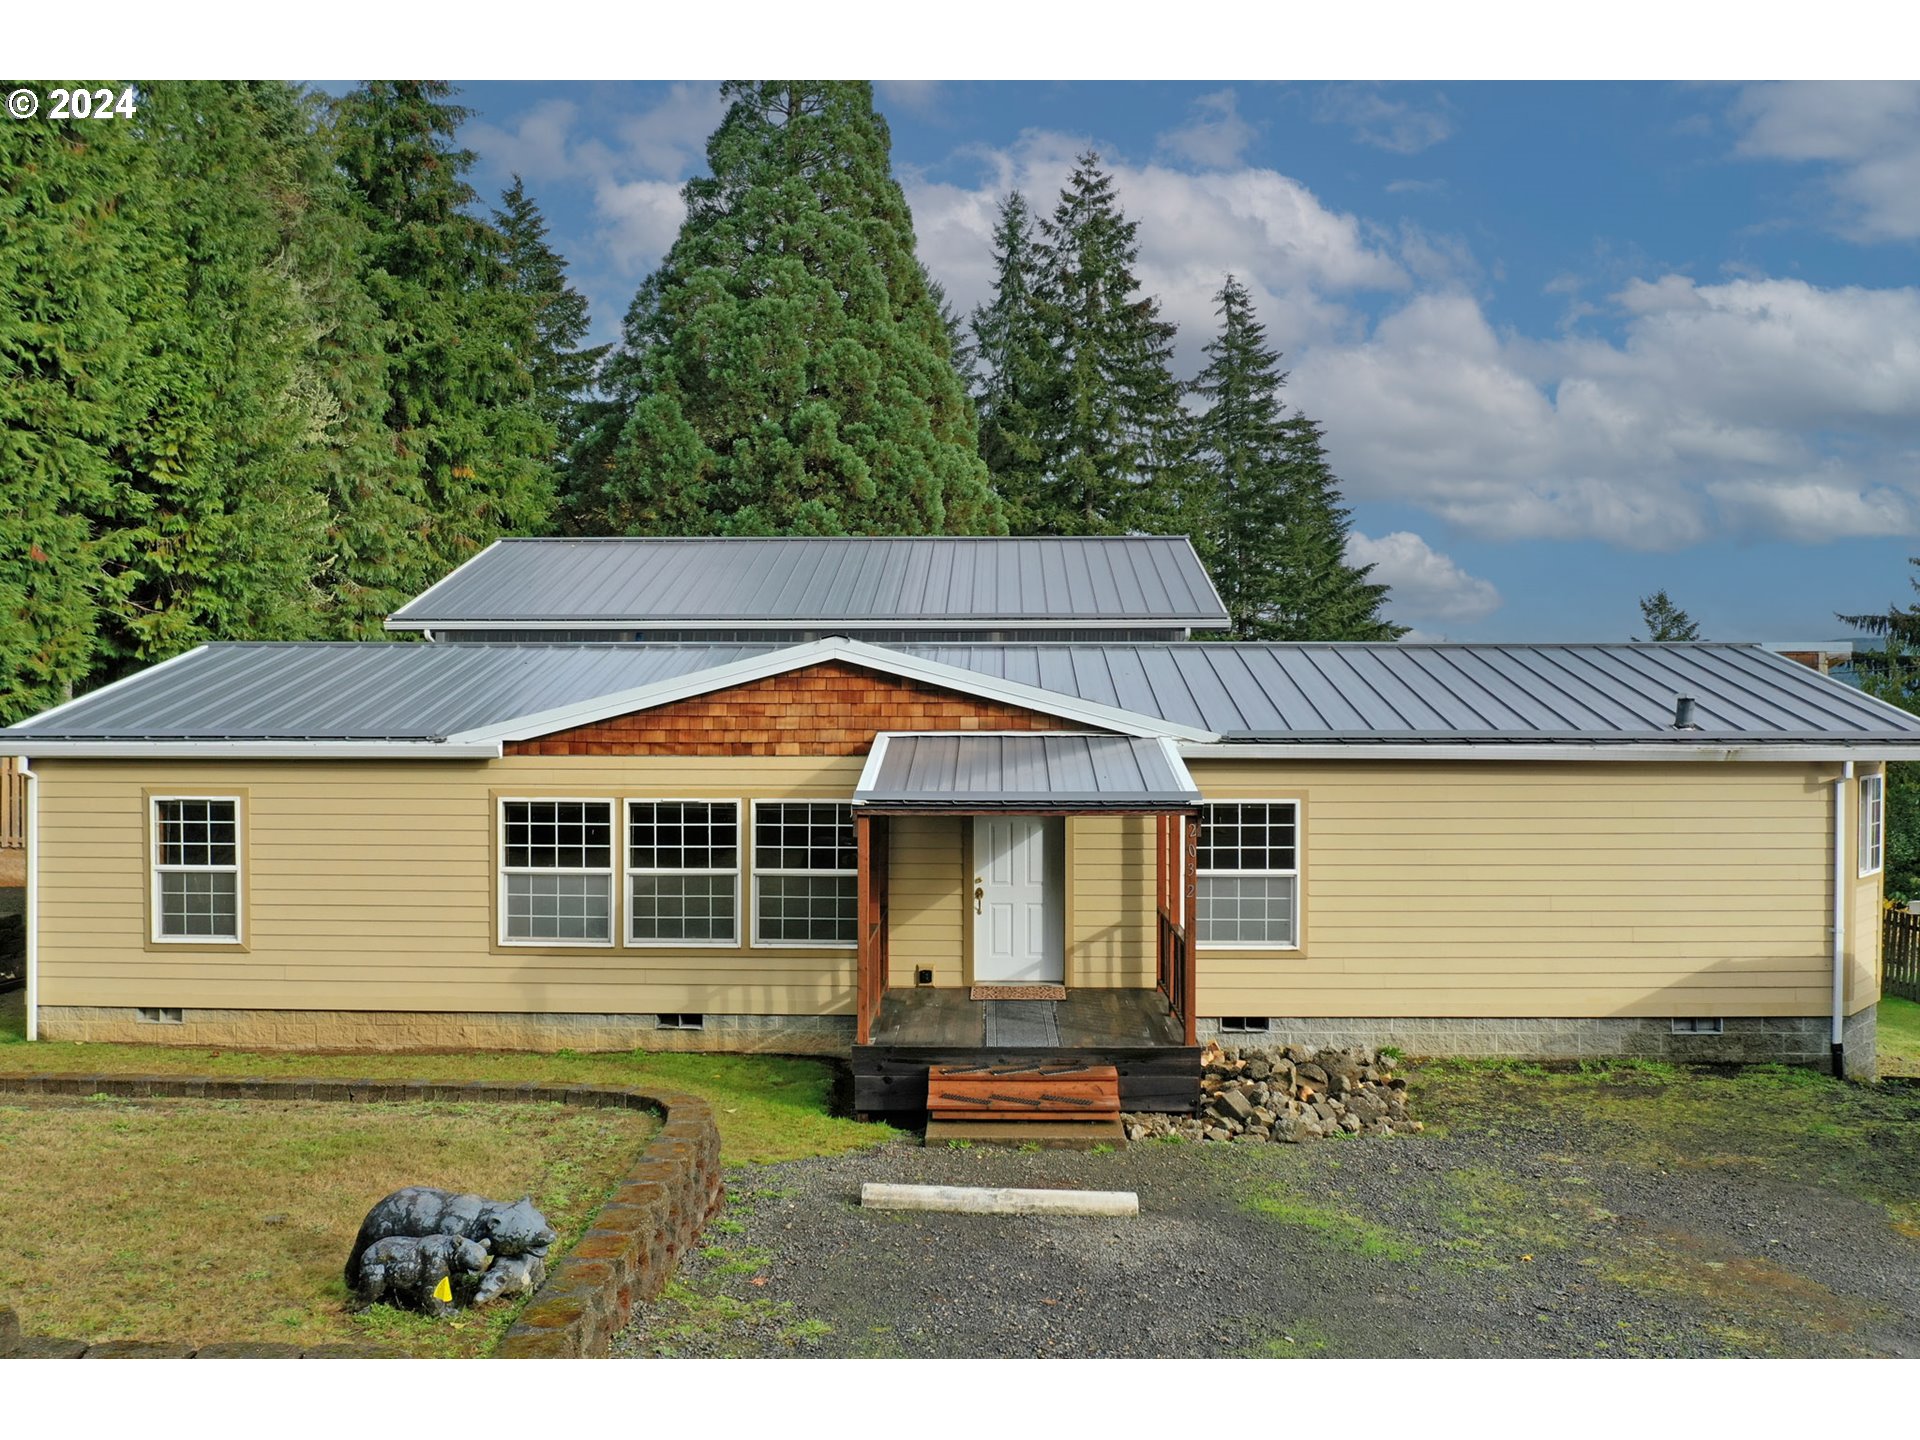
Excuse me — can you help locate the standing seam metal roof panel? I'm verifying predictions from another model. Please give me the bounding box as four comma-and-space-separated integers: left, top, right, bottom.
386, 536, 1232, 629
855, 733, 1200, 809
11, 641, 1920, 745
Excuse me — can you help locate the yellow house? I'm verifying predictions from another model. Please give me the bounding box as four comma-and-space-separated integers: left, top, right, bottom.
4, 536, 1914, 1113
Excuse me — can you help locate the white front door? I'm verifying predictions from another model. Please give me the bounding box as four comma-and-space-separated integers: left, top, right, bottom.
973, 815, 1064, 983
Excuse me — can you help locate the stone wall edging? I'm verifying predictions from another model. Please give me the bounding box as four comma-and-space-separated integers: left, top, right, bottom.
0, 1072, 725, 1359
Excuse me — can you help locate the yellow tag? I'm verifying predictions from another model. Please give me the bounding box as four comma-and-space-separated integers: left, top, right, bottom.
433, 1276, 453, 1303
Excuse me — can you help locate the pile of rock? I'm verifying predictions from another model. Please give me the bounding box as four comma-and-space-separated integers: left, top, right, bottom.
1124, 1042, 1421, 1144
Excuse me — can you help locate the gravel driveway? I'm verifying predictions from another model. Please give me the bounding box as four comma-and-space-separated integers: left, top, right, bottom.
616, 1064, 1920, 1359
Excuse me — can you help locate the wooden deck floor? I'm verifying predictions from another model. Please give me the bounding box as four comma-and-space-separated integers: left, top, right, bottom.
868, 987, 1184, 1049
853, 987, 1200, 1116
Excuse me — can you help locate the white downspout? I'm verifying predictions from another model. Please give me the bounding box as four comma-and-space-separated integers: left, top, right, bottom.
20, 756, 37, 1042
1832, 761, 1853, 1078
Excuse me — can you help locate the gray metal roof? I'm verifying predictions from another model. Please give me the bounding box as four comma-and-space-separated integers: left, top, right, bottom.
8, 639, 1920, 747
4, 643, 775, 741
856, 733, 1199, 810
895, 641, 1920, 743
387, 536, 1231, 631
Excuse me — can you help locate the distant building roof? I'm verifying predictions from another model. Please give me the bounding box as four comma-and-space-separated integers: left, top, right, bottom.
10, 638, 1920, 755
385, 536, 1231, 633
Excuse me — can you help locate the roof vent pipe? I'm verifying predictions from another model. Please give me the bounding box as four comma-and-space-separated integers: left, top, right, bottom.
1672, 695, 1699, 730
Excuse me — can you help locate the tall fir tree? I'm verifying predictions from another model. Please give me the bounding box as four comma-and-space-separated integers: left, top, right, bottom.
969, 191, 1055, 532
0, 88, 155, 718
332, 81, 555, 580
575, 81, 1002, 537
85, 81, 337, 680
493, 176, 607, 483
1026, 153, 1188, 535
1189, 275, 1399, 640
1635, 589, 1701, 641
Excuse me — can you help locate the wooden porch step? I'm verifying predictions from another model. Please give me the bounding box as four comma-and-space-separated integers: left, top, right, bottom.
926, 1064, 1121, 1121
924, 1118, 1126, 1150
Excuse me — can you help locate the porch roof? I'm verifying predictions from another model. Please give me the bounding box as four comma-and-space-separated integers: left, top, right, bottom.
853, 732, 1201, 812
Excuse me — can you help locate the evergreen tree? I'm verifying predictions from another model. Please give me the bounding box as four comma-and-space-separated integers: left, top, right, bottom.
970, 191, 1055, 532
332, 82, 555, 579
580, 81, 1002, 537
1636, 590, 1702, 641
493, 176, 607, 479
85, 81, 336, 679
1266, 411, 1401, 640
1026, 153, 1187, 535
1189, 275, 1399, 640
0, 90, 153, 718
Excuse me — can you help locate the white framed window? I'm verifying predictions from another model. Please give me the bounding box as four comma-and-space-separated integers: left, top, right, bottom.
752, 801, 857, 947
1198, 800, 1300, 948
499, 798, 615, 945
1860, 772, 1885, 878
151, 796, 242, 943
627, 800, 740, 946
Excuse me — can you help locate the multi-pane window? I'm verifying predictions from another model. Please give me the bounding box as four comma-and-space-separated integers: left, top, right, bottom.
1197, 801, 1299, 947
501, 799, 614, 944
628, 801, 739, 945
152, 798, 241, 941
753, 802, 857, 945
1861, 773, 1885, 878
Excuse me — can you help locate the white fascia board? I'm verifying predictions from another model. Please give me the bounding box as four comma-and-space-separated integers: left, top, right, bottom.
454, 637, 1217, 745
1178, 741, 1920, 762
7, 645, 211, 730
1156, 735, 1202, 798
854, 733, 895, 799
383, 539, 506, 630
0, 740, 503, 759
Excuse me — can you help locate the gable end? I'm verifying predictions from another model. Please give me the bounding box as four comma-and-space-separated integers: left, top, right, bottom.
504, 661, 1083, 757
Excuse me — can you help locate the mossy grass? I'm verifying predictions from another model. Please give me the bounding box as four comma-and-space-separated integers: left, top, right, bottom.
1878, 996, 1920, 1077
1242, 1184, 1424, 1261
0, 1095, 653, 1357
0, 995, 881, 1165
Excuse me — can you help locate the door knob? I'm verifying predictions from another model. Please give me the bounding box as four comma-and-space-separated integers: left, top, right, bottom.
974, 884, 984, 913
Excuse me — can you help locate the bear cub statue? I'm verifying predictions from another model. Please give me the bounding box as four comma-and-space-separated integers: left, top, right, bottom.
345, 1186, 557, 1315
352, 1234, 491, 1317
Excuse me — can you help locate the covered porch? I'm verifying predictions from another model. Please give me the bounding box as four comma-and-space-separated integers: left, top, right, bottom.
848, 732, 1205, 1116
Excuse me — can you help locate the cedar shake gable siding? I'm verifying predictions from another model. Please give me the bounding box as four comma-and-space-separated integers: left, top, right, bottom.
505, 661, 1081, 757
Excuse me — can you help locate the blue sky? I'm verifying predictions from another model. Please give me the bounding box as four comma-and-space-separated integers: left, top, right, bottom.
441, 79, 1920, 643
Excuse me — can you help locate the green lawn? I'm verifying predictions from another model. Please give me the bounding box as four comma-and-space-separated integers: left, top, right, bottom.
1879, 996, 1920, 1077
0, 993, 885, 1165
0, 1094, 652, 1357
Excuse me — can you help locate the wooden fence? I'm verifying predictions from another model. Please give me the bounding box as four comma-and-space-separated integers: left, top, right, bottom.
0, 757, 22, 851
1883, 906, 1920, 1003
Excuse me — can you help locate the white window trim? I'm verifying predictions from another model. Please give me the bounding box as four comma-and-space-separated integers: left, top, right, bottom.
624, 798, 743, 948
150, 794, 244, 945
1197, 798, 1302, 951
749, 798, 859, 950
1860, 773, 1885, 879
498, 795, 618, 948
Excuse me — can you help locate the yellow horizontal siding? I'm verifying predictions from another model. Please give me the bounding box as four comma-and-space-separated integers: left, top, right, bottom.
1188, 758, 1867, 1019
32, 754, 1880, 1024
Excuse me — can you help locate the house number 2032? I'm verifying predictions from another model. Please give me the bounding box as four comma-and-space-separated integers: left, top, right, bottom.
46, 87, 140, 120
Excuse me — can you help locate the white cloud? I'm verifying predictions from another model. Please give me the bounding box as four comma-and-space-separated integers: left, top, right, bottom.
1157, 89, 1257, 169
592, 179, 688, 277
1385, 177, 1447, 195
1292, 276, 1920, 549
1345, 531, 1502, 625
1313, 86, 1454, 155
1732, 81, 1920, 241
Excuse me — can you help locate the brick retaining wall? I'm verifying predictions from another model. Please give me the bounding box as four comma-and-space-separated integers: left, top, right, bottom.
0, 1073, 724, 1359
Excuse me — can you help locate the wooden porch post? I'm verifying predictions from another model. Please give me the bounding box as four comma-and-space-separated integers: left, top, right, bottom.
855, 810, 874, 1045
1182, 808, 1199, 1045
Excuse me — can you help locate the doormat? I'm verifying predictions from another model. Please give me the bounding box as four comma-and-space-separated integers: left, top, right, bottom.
969, 984, 1067, 1001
